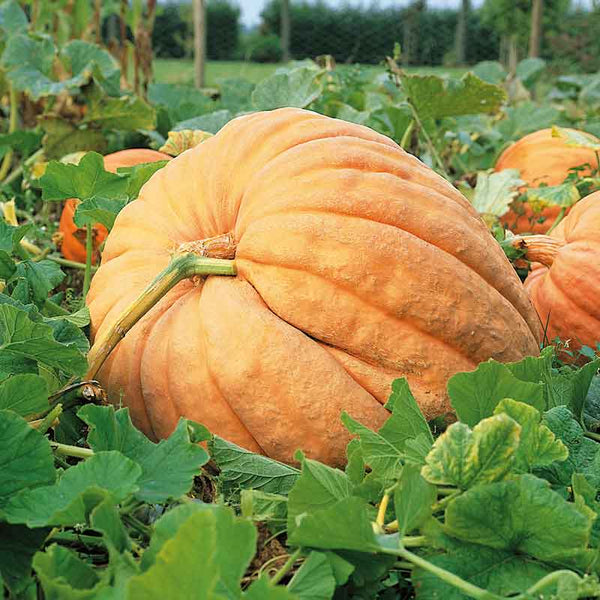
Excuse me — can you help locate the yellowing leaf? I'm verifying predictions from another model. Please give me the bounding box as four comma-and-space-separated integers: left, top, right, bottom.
552, 126, 600, 151
159, 130, 213, 157
470, 169, 524, 217
421, 414, 520, 489
526, 183, 580, 210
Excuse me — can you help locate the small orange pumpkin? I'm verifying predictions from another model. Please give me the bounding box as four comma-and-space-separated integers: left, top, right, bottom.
58, 149, 170, 263
86, 108, 541, 466
496, 128, 600, 234
516, 191, 600, 358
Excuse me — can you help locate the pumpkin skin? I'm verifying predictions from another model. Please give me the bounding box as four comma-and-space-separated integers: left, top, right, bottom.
87, 108, 541, 466
496, 128, 600, 234
524, 191, 600, 357
58, 149, 170, 263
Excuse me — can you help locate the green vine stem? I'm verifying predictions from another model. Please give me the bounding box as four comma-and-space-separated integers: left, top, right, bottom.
33, 403, 63, 435
585, 430, 600, 443
0, 86, 18, 182
400, 120, 414, 150
271, 548, 301, 585
86, 247, 237, 379
50, 441, 94, 459
545, 207, 566, 235
47, 255, 99, 272
4, 148, 44, 186
83, 224, 93, 298
50, 531, 106, 549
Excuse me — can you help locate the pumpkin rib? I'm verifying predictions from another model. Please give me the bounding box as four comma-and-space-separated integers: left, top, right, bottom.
240, 256, 486, 366
545, 266, 600, 326
250, 205, 538, 338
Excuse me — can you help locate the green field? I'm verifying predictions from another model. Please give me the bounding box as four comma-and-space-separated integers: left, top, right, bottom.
152, 58, 468, 86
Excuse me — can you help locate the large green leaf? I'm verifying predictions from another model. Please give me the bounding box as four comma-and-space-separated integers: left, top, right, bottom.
287, 453, 353, 536
0, 410, 55, 507
448, 360, 545, 426
39, 116, 107, 159
210, 435, 300, 494
401, 72, 506, 119
393, 464, 436, 536
0, 373, 48, 417
83, 94, 156, 131
128, 506, 256, 600
41, 152, 128, 203
444, 474, 594, 566
412, 543, 554, 600
252, 67, 323, 110
0, 523, 49, 596
422, 414, 520, 489
3, 451, 141, 527
493, 399, 567, 471
0, 0, 28, 37
538, 406, 600, 488
0, 304, 87, 376
288, 496, 379, 552
287, 551, 337, 600
174, 110, 234, 134
33, 544, 104, 600
78, 405, 210, 503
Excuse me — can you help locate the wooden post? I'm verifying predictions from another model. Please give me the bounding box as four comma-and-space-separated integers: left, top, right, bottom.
454, 0, 469, 65
528, 0, 543, 58
194, 0, 206, 88
281, 0, 291, 63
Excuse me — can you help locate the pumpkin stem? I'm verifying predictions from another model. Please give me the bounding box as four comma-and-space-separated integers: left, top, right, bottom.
502, 234, 565, 268
86, 252, 236, 379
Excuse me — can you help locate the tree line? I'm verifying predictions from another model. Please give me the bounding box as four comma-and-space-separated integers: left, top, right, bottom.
150, 0, 600, 72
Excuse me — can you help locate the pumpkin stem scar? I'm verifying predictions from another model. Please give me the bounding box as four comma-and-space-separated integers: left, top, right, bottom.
86, 253, 237, 379
501, 234, 565, 268
176, 232, 237, 260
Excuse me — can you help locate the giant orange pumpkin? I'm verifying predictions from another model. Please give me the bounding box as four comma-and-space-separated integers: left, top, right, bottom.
86, 108, 541, 466
58, 149, 170, 263
518, 191, 600, 358
496, 128, 600, 234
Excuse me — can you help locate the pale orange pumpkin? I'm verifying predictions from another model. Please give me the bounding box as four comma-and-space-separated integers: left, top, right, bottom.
86, 108, 541, 466
496, 128, 600, 234
58, 149, 170, 263
515, 191, 600, 358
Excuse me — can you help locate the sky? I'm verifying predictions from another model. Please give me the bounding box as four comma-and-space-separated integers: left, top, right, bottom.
234, 0, 593, 27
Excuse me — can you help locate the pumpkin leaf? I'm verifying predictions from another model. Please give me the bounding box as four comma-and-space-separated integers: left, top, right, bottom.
252, 66, 323, 110
516, 58, 546, 87
393, 464, 437, 536
0, 304, 87, 377
40, 151, 128, 203
448, 360, 546, 427
174, 109, 234, 134
443, 474, 595, 567
341, 378, 433, 484
32, 544, 104, 599
0, 524, 49, 597
422, 414, 520, 489
240, 489, 288, 533
538, 406, 600, 489
73, 197, 128, 230
469, 169, 523, 217
288, 496, 379, 552
0, 410, 55, 509
244, 576, 299, 599
287, 551, 337, 600
0, 0, 28, 37
287, 452, 353, 537
78, 405, 209, 503
3, 451, 141, 527
493, 399, 567, 471
411, 543, 555, 600
526, 183, 580, 210
83, 94, 156, 131
117, 160, 169, 199
128, 507, 256, 600
551, 126, 600, 151
401, 72, 506, 119
210, 435, 300, 495
0, 373, 48, 417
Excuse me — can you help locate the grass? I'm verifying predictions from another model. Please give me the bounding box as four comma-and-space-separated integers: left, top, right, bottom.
152, 59, 468, 87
